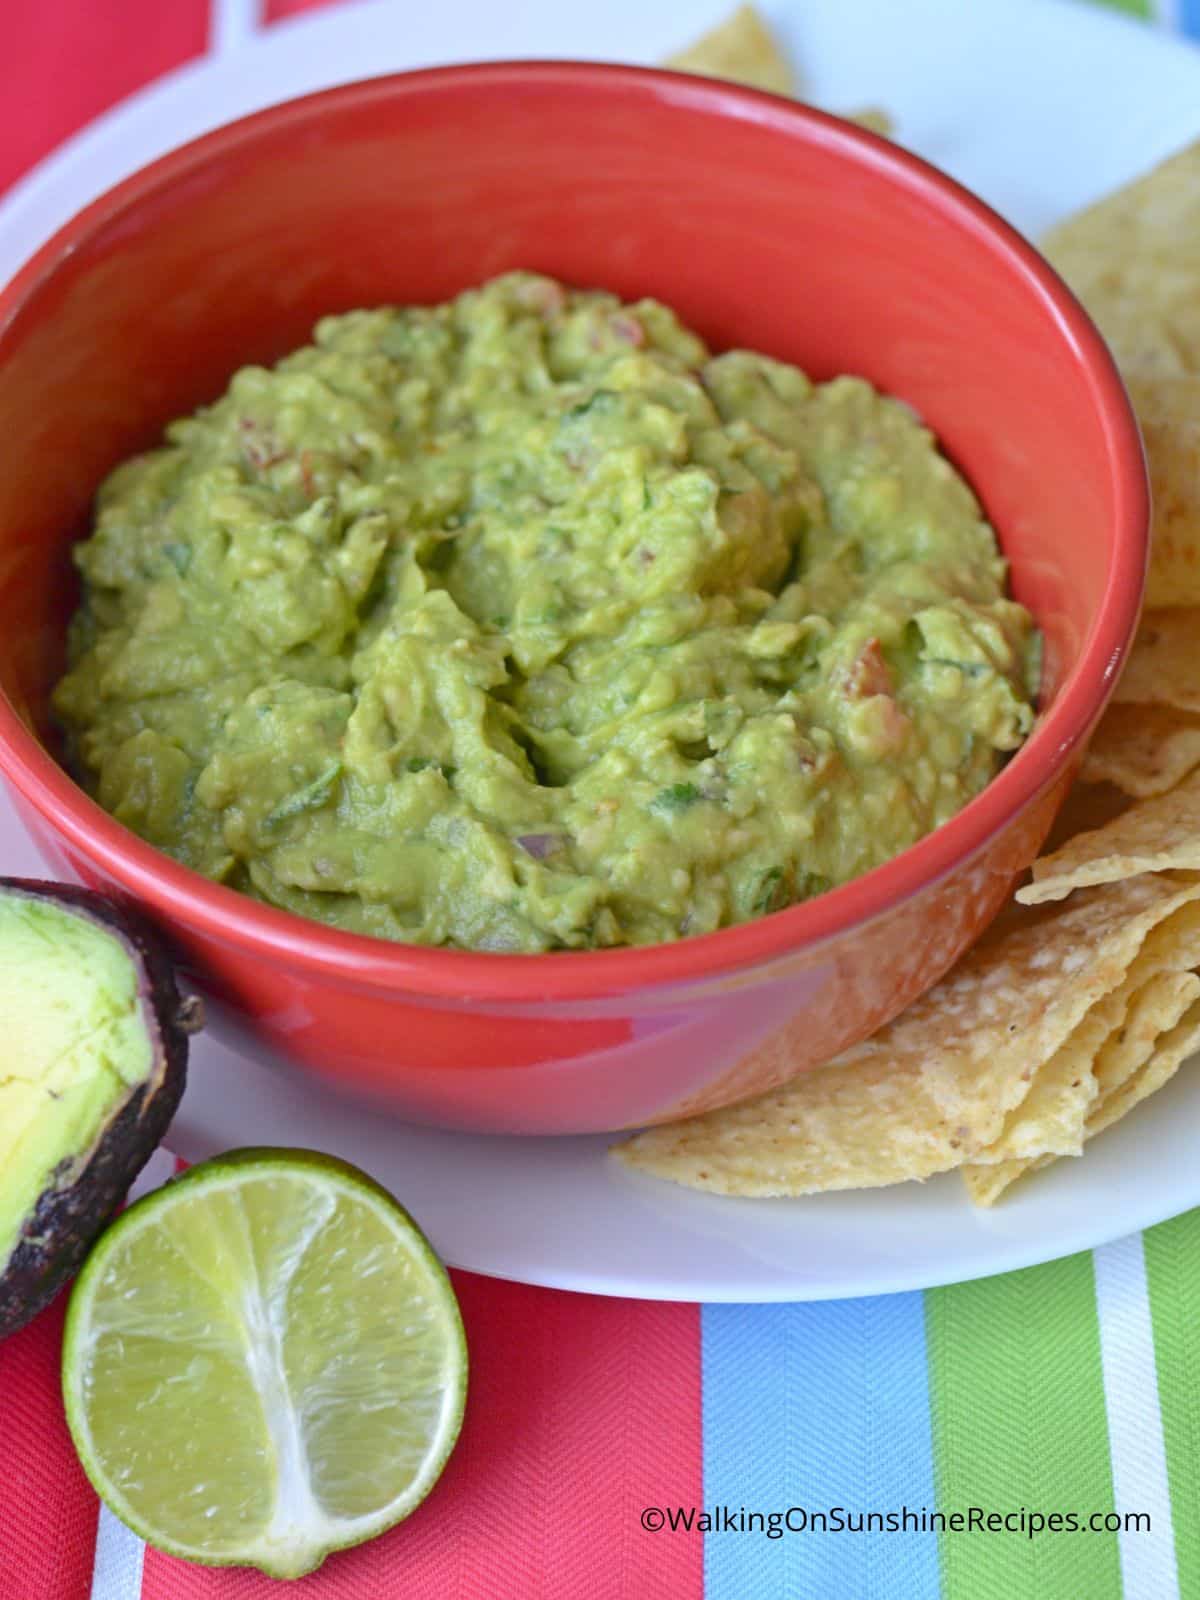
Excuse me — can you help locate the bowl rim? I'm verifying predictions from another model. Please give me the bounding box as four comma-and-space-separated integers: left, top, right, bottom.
0, 59, 1149, 1003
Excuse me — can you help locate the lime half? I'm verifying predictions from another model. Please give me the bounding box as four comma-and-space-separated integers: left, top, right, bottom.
62, 1148, 467, 1579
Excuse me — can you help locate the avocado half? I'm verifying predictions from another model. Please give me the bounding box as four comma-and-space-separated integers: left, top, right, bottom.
0, 879, 197, 1339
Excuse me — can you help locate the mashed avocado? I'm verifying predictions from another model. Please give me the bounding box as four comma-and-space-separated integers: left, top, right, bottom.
54, 272, 1038, 952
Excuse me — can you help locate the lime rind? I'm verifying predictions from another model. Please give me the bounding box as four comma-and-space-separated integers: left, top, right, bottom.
62, 1148, 468, 1579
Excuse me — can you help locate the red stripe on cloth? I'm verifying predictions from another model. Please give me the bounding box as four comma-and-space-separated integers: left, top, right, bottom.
143, 1272, 704, 1598
0, 0, 209, 200
0, 1299, 97, 1600
263, 0, 339, 21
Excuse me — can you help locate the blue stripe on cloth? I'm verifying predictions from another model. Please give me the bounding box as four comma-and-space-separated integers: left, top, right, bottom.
1181, 0, 1200, 39
701, 1296, 939, 1599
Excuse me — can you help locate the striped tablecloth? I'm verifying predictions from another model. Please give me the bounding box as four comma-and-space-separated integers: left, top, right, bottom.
4, 3, 1200, 1596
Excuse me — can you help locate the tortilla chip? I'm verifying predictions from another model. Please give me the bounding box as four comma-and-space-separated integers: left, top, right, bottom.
1019, 769, 1200, 904
955, 1005, 1110, 1167
666, 4, 796, 95
1041, 140, 1200, 377
967, 937, 1200, 1208
961, 1158, 1039, 1206
613, 874, 1200, 1196
1091, 995, 1200, 1135
1081, 703, 1200, 797
664, 7, 893, 136
1093, 968, 1200, 1098
959, 988, 1131, 1206
1113, 609, 1200, 711
1041, 147, 1200, 605
964, 988, 1200, 1205
961, 897, 1200, 1176
1125, 376, 1200, 609
848, 108, 894, 137
1120, 895, 1200, 980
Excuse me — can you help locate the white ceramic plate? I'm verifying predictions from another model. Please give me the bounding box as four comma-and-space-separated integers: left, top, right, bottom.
3, 0, 1199, 1302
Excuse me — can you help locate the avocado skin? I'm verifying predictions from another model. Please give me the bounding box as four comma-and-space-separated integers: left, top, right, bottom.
0, 880, 192, 1340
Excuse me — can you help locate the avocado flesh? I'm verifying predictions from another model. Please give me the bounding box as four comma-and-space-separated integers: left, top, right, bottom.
0, 895, 153, 1277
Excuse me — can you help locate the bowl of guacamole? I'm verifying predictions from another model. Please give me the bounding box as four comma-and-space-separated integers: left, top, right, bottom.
54, 273, 1038, 955
0, 63, 1145, 1130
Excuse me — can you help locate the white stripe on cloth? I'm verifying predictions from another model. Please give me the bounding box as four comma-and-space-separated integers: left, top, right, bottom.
209, 0, 260, 56
89, 1511, 146, 1600
1094, 1232, 1181, 1600
86, 1147, 183, 1598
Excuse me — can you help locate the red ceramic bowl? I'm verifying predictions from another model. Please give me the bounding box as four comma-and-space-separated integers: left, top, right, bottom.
0, 64, 1146, 1134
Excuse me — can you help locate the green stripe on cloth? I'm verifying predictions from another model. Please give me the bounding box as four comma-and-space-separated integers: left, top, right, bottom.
1088, 0, 1154, 15
1144, 1211, 1200, 1595
926, 1252, 1122, 1600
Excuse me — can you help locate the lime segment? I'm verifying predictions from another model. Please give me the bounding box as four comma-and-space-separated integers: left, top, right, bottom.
62, 1148, 467, 1579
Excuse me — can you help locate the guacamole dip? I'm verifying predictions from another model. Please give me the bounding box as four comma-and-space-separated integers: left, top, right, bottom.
54, 272, 1038, 953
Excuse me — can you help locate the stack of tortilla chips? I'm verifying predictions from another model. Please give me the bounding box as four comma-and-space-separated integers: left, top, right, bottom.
616, 84, 1200, 1204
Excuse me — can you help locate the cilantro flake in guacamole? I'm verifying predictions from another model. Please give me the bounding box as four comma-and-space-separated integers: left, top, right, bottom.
54, 272, 1038, 952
